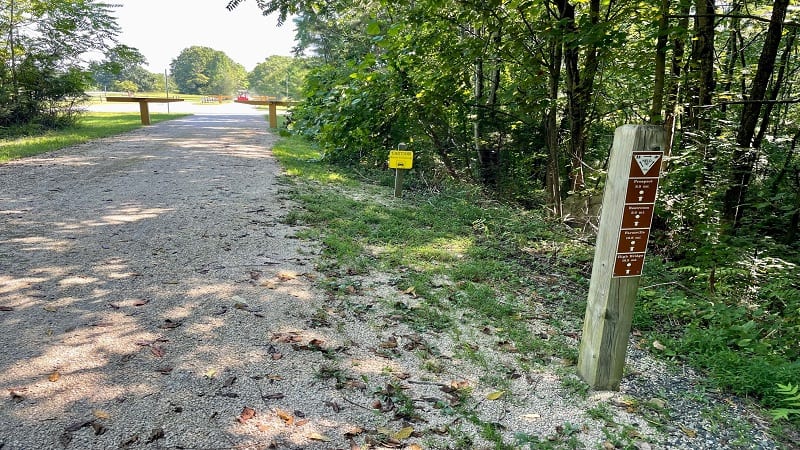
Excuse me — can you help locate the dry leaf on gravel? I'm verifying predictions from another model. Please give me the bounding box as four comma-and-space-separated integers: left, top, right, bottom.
486, 391, 505, 400
132, 299, 149, 306
307, 432, 331, 442
325, 401, 341, 412
48, 371, 60, 382
271, 332, 303, 343
9, 389, 26, 402
393, 426, 414, 440
238, 407, 256, 423
380, 336, 398, 349
43, 305, 58, 312
159, 319, 182, 329
150, 345, 166, 357
276, 409, 294, 425
92, 409, 110, 420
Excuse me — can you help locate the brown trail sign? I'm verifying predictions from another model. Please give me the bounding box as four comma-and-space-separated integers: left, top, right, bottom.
577, 125, 665, 390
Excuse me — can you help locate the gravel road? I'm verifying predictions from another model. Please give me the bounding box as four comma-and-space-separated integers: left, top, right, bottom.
0, 105, 330, 448
0, 104, 786, 449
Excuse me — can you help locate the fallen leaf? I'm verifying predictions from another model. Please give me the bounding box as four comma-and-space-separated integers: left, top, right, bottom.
392, 426, 414, 440
204, 368, 217, 379
93, 409, 110, 420
652, 340, 666, 351
277, 272, 297, 281
295, 418, 310, 426
486, 391, 505, 401
234, 302, 249, 310
403, 286, 417, 297
325, 401, 341, 412
602, 441, 616, 450
150, 345, 166, 357
48, 371, 60, 382
120, 435, 139, 447
91, 422, 108, 435
344, 426, 364, 438
9, 389, 25, 402
43, 305, 58, 312
159, 319, 182, 329
407, 445, 423, 450
261, 280, 278, 289
679, 424, 697, 438
133, 299, 149, 306
307, 432, 331, 442
271, 332, 303, 343
276, 409, 294, 425
65, 420, 93, 432
238, 406, 256, 423
380, 336, 398, 349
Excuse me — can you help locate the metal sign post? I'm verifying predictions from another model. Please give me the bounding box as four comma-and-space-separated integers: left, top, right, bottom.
577, 125, 666, 390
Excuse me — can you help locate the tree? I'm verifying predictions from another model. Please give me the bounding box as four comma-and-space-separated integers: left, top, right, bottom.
169, 46, 247, 95
1, 0, 120, 127
249, 55, 309, 99
89, 44, 158, 91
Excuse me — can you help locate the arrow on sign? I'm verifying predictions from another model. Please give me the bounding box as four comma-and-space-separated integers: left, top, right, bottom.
635, 154, 661, 175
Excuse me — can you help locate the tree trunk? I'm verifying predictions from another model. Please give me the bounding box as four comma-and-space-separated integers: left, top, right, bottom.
753, 25, 796, 150
561, 0, 599, 193
650, 0, 670, 124
723, 0, 790, 228
664, 2, 689, 159
546, 30, 564, 217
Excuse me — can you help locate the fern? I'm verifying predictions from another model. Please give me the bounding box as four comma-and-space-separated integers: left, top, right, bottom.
769, 383, 800, 421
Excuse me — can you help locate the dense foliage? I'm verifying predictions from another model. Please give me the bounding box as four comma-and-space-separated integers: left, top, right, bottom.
248, 55, 311, 99
169, 46, 248, 95
0, 0, 120, 133
88, 45, 165, 93
230, 0, 800, 409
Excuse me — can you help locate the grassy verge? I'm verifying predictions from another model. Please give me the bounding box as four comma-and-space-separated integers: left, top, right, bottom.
0, 112, 189, 162
272, 134, 799, 447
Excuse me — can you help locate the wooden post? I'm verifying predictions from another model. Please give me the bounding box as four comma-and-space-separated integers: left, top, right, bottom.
577, 125, 665, 390
269, 103, 278, 129
138, 101, 151, 125
394, 169, 405, 198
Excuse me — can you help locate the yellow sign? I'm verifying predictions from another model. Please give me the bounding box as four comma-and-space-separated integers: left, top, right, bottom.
389, 150, 414, 169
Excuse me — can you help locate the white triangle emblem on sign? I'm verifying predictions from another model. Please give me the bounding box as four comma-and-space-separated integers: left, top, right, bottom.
634, 154, 661, 175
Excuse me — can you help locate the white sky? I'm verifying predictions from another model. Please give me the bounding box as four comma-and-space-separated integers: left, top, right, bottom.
111, 0, 297, 72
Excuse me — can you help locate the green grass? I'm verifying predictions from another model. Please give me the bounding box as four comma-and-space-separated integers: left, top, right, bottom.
271, 134, 589, 367
271, 133, 799, 447
1, 112, 189, 162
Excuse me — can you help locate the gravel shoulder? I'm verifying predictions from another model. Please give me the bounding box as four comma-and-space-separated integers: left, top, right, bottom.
0, 105, 783, 449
